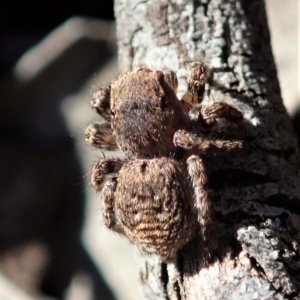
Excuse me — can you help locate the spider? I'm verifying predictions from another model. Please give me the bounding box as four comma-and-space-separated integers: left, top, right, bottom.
85, 62, 245, 260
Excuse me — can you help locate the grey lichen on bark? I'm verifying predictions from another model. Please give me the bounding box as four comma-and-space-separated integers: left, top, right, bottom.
114, 0, 300, 299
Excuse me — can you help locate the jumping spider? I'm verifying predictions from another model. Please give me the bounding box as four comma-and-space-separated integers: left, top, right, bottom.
85, 62, 244, 260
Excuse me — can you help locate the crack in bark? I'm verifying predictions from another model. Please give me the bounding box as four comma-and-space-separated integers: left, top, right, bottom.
161, 262, 171, 300
173, 281, 181, 300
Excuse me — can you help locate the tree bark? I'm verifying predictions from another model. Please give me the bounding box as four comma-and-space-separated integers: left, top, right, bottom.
114, 0, 300, 299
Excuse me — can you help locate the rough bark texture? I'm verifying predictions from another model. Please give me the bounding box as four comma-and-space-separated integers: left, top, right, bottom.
114, 0, 300, 299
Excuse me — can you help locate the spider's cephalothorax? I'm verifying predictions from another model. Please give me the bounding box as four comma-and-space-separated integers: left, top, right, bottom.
85, 62, 244, 260
110, 68, 191, 158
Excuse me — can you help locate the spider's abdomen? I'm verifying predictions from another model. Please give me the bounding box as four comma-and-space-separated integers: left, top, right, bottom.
114, 157, 196, 260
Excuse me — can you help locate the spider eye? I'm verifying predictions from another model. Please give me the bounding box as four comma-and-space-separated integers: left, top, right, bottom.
111, 109, 115, 116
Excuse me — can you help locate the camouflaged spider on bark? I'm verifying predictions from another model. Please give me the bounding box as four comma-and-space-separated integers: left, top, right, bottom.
85, 62, 245, 261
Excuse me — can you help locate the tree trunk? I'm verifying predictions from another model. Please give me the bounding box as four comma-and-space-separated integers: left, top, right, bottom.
114, 0, 300, 299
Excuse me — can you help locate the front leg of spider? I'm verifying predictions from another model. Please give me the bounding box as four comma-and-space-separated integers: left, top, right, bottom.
163, 70, 178, 93
182, 61, 210, 106
85, 122, 118, 151
182, 63, 244, 128
201, 101, 243, 126
91, 85, 112, 121
86, 84, 121, 151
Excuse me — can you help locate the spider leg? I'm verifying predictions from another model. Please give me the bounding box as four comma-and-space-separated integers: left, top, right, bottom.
91, 159, 126, 233
85, 122, 118, 151
173, 129, 244, 155
91, 85, 111, 121
101, 178, 117, 229
182, 61, 210, 106
91, 158, 126, 191
186, 155, 211, 236
201, 101, 243, 126
100, 177, 125, 234
163, 70, 178, 94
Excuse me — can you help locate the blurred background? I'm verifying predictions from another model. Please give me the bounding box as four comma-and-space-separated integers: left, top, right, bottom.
0, 1, 298, 299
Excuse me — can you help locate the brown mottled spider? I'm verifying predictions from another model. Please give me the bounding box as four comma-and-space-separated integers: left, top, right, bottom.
85, 62, 244, 261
